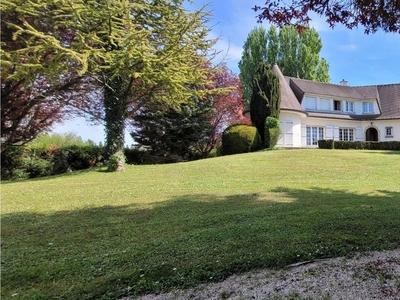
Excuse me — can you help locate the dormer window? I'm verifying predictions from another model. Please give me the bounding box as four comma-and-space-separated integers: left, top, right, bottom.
346, 101, 354, 112
333, 100, 341, 111
363, 102, 374, 113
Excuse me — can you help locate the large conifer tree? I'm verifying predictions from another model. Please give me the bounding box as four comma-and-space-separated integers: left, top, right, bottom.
1, 0, 215, 170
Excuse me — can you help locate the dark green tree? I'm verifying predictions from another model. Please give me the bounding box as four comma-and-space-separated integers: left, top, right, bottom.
250, 63, 281, 148
131, 97, 213, 160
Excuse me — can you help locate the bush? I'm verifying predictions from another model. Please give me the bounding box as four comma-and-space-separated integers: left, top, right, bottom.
318, 140, 400, 150
124, 147, 146, 164
24, 156, 52, 178
318, 139, 334, 149
107, 151, 126, 172
222, 124, 260, 155
1, 146, 26, 180
264, 117, 281, 149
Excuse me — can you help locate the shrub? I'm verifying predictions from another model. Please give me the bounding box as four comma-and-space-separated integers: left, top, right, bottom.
263, 117, 281, 149
24, 156, 52, 178
318, 139, 334, 149
124, 147, 146, 165
1, 146, 26, 180
107, 151, 126, 172
221, 124, 260, 155
318, 140, 400, 150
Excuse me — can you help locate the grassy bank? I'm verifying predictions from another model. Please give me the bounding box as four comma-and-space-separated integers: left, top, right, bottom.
1, 149, 400, 299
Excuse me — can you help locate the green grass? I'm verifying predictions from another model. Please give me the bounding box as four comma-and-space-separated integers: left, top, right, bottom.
1, 149, 400, 299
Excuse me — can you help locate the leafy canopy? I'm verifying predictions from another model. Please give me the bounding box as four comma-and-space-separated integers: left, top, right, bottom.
254, 0, 400, 34
239, 25, 329, 106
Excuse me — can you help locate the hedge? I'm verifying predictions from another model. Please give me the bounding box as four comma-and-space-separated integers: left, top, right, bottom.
222, 124, 261, 155
318, 140, 400, 150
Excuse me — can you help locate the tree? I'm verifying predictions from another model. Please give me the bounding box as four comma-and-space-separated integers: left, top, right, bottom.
239, 25, 329, 106
1, 0, 215, 170
238, 27, 269, 106
131, 97, 213, 160
0, 3, 99, 152
277, 26, 330, 82
204, 64, 250, 156
253, 0, 400, 34
250, 63, 281, 148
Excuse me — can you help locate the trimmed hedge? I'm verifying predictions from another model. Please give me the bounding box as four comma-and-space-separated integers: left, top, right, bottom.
222, 124, 261, 155
318, 140, 400, 150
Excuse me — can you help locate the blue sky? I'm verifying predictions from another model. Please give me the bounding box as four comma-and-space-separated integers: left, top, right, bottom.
52, 0, 400, 145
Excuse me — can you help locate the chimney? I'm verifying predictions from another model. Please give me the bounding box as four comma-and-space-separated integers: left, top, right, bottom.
340, 79, 348, 86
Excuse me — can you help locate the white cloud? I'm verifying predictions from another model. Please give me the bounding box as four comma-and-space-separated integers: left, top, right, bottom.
338, 44, 357, 51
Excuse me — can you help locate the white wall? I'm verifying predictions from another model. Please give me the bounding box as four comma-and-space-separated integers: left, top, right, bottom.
364, 120, 400, 141
277, 112, 304, 147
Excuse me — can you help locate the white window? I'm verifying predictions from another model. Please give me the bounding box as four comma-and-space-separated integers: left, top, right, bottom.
386, 127, 393, 137
333, 100, 341, 111
306, 126, 324, 145
363, 102, 374, 113
304, 97, 317, 110
339, 128, 354, 141
346, 101, 354, 112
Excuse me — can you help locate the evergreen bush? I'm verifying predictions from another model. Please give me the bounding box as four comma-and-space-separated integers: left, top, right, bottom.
265, 117, 281, 149
318, 140, 400, 150
221, 124, 260, 155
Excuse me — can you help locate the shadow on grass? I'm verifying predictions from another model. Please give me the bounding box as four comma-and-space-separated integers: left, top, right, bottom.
2, 188, 400, 299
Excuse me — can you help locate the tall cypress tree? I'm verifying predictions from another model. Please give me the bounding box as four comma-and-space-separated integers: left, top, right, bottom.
250, 63, 281, 148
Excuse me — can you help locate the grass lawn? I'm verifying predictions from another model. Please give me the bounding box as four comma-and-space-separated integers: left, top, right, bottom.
1, 149, 400, 299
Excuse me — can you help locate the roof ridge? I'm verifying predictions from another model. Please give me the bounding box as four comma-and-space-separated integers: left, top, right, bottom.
289, 76, 400, 88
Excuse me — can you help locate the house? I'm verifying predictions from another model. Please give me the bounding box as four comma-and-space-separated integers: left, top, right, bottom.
271, 65, 400, 147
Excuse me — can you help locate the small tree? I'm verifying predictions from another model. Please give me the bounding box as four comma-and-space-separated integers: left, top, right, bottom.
250, 63, 281, 148
131, 97, 213, 160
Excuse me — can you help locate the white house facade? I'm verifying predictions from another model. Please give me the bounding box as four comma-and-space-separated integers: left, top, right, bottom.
271, 65, 400, 148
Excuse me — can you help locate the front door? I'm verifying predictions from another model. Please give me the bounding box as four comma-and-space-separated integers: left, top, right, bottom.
365, 128, 378, 141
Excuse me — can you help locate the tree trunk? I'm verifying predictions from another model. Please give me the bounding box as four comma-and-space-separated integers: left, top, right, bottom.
104, 75, 126, 171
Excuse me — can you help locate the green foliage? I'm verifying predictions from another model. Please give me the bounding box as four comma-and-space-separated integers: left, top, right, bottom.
1, 146, 26, 180
317, 139, 335, 149
265, 117, 282, 149
318, 140, 400, 150
250, 63, 281, 148
132, 97, 214, 161
238, 27, 269, 106
24, 156, 53, 178
239, 25, 329, 105
2, 145, 105, 180
28, 132, 95, 148
2, 0, 216, 170
107, 151, 126, 172
221, 124, 260, 155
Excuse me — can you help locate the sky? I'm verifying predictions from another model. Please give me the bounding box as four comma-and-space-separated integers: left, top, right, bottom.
52, 0, 400, 145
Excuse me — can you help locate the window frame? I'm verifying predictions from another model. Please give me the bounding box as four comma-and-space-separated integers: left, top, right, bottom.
345, 101, 354, 112
306, 126, 324, 146
339, 128, 354, 141
333, 100, 341, 111
362, 102, 374, 114
385, 126, 393, 138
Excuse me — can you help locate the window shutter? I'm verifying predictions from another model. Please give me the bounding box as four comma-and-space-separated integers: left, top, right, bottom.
333, 126, 339, 140
356, 127, 363, 140
326, 126, 333, 139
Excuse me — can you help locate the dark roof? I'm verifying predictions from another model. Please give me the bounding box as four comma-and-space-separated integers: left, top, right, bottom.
271, 65, 400, 120
288, 77, 378, 101
271, 65, 306, 114
376, 84, 400, 119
